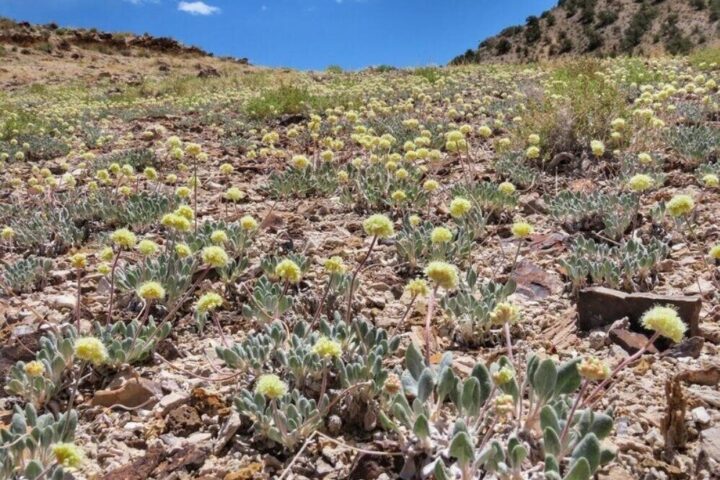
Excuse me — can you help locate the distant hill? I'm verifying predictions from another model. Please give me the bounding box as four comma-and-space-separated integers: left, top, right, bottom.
451, 0, 720, 64
0, 17, 250, 88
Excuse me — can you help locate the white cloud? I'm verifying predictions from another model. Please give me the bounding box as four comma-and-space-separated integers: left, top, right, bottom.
124, 0, 159, 4
177, 1, 220, 15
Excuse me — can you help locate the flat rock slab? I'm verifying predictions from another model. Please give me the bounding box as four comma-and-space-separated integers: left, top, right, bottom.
577, 287, 700, 337
700, 427, 720, 464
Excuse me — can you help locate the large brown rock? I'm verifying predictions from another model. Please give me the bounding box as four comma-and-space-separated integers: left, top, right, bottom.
577, 287, 700, 337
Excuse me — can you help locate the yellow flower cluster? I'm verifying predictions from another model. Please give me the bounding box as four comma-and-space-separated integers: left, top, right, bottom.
255, 374, 288, 399
578, 357, 610, 381
424, 261, 459, 290
324, 256, 346, 274
490, 302, 520, 325
52, 443, 85, 469
641, 305, 686, 343
666, 194, 695, 218
498, 181, 516, 195
73, 337, 108, 365
312, 336, 342, 358
363, 214, 394, 238
137, 239, 159, 256
275, 259, 302, 283
24, 360, 46, 377
627, 174, 654, 192
202, 246, 230, 268
110, 228, 137, 249
240, 215, 259, 231
137, 281, 166, 301
511, 221, 534, 238
492, 366, 514, 385
449, 197, 471, 218
69, 253, 87, 269
196, 292, 223, 313
405, 278, 429, 297
430, 226, 453, 244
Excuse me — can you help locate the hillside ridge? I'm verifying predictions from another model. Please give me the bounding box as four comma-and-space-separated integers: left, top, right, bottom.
452, 0, 720, 64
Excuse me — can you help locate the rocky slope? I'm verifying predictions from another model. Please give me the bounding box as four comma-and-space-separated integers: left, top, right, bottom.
0, 17, 250, 88
452, 0, 720, 64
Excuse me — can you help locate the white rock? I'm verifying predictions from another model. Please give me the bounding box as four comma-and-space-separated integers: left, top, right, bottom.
47, 294, 76, 310
692, 407, 711, 425
124, 422, 144, 432
187, 432, 212, 446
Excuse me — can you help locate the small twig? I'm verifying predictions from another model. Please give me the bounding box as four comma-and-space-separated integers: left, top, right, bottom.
316, 431, 403, 457
154, 352, 243, 382
278, 431, 318, 480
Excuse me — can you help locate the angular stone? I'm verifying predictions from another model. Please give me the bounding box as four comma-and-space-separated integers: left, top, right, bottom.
155, 392, 190, 417
700, 427, 720, 463
92, 377, 162, 409
214, 412, 241, 454
662, 337, 704, 359
691, 407, 710, 425
577, 287, 700, 337
609, 328, 658, 355
165, 404, 202, 436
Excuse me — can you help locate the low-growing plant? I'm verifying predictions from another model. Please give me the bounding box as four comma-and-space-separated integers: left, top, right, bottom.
0, 256, 53, 294
560, 236, 669, 294
381, 344, 616, 480
547, 190, 637, 240
218, 315, 399, 449
0, 405, 79, 480
5, 327, 77, 408
440, 268, 516, 345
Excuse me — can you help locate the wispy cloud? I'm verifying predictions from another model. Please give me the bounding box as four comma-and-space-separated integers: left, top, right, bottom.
177, 1, 220, 15
124, 0, 159, 4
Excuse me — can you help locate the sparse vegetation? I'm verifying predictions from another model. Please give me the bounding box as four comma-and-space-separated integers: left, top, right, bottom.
1, 13, 719, 480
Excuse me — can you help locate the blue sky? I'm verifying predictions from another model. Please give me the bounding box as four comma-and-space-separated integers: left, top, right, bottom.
0, 0, 556, 70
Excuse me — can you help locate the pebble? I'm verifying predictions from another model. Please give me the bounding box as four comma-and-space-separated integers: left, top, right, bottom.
588, 330, 606, 350
123, 422, 144, 432
187, 432, 212, 446
692, 406, 711, 425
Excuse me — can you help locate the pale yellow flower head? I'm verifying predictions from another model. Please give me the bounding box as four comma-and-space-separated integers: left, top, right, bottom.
211, 230, 228, 245
449, 197, 472, 218
578, 357, 610, 381
255, 374, 288, 399
498, 182, 516, 195
137, 239, 159, 256
137, 281, 166, 301
69, 253, 87, 269
110, 228, 136, 249
196, 292, 223, 314
490, 302, 520, 325
405, 278, 430, 297
24, 360, 45, 377
52, 443, 84, 469
424, 261, 459, 290
201, 246, 230, 268
363, 214, 394, 238
240, 215, 258, 231
275, 259, 302, 284
312, 336, 342, 359
511, 221, 534, 238
702, 174, 719, 188
666, 194, 695, 218
628, 174, 654, 192
430, 226, 453, 244
324, 256, 346, 274
73, 337, 108, 365
641, 305, 686, 343
492, 366, 514, 385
